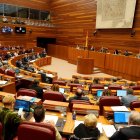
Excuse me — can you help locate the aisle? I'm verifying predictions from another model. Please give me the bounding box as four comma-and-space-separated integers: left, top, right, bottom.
42, 57, 114, 79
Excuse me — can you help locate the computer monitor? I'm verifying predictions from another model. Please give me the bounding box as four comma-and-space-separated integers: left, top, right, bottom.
114, 112, 130, 124
59, 88, 65, 94
15, 68, 20, 75
117, 90, 127, 97
14, 99, 30, 112
96, 90, 103, 97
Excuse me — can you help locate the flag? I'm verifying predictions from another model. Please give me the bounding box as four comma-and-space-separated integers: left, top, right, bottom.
85, 31, 88, 48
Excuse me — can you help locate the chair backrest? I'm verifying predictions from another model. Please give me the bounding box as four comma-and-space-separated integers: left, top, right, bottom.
130, 100, 140, 110
6, 70, 15, 77
17, 88, 37, 97
69, 100, 91, 112
17, 121, 56, 140
68, 83, 82, 92
53, 80, 66, 86
0, 68, 5, 74
130, 85, 140, 90
99, 96, 121, 115
43, 91, 66, 102
0, 122, 2, 140
108, 85, 122, 90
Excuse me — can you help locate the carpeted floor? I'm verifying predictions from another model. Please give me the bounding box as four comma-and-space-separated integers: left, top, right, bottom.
42, 57, 114, 79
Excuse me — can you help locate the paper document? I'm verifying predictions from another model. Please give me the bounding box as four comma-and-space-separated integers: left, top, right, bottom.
97, 123, 103, 133
102, 125, 116, 137
111, 106, 129, 112
0, 80, 7, 85
45, 115, 58, 125
46, 74, 54, 78
74, 120, 84, 128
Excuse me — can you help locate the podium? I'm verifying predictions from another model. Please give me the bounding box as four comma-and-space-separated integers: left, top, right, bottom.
77, 57, 94, 74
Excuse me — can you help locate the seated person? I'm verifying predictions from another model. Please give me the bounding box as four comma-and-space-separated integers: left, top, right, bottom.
51, 84, 59, 91
30, 79, 43, 100
114, 49, 119, 55
71, 114, 100, 139
16, 60, 25, 69
121, 88, 138, 107
110, 111, 140, 140
69, 88, 89, 102
24, 64, 35, 72
5, 52, 12, 60
33, 105, 62, 140
0, 95, 21, 140
96, 89, 112, 105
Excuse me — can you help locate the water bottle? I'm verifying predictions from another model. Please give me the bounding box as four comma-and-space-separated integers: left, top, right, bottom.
72, 111, 76, 120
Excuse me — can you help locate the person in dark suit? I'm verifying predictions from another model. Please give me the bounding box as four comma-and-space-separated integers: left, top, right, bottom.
121, 88, 138, 107
69, 88, 89, 102
29, 79, 43, 100
110, 111, 140, 140
71, 114, 100, 140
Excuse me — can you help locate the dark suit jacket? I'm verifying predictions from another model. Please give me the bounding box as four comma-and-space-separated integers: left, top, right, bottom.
110, 126, 140, 140
69, 95, 89, 102
30, 84, 43, 99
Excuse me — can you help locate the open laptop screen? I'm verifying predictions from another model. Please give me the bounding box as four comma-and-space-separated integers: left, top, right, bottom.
114, 112, 130, 123
14, 99, 30, 112
59, 88, 65, 94
117, 90, 127, 97
97, 90, 103, 97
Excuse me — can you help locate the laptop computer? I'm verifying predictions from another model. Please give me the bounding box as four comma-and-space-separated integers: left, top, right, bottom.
94, 90, 103, 100
97, 90, 103, 97
114, 111, 130, 129
14, 99, 30, 112
59, 88, 65, 94
117, 90, 127, 97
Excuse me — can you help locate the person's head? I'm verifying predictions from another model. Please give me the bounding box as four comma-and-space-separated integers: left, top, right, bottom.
75, 88, 83, 97
51, 84, 59, 91
126, 88, 133, 95
102, 89, 111, 96
128, 111, 140, 125
84, 114, 97, 128
33, 105, 45, 122
73, 79, 79, 84
33, 79, 39, 86
2, 95, 15, 109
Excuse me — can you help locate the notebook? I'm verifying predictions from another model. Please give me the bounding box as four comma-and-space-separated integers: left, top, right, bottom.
14, 99, 30, 112
117, 90, 127, 97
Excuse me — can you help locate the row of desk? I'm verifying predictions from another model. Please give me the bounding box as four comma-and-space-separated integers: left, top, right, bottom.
68, 47, 140, 80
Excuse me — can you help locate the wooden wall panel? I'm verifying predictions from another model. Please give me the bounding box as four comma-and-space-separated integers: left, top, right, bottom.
0, 1, 56, 47
50, 0, 140, 53
0, 0, 50, 11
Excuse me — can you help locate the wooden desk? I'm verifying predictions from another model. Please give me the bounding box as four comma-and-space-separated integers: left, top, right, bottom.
134, 108, 140, 112
73, 104, 99, 115
43, 100, 69, 111
0, 81, 16, 94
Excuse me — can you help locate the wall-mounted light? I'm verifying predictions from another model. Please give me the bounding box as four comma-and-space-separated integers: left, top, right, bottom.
131, 30, 135, 37
93, 30, 97, 36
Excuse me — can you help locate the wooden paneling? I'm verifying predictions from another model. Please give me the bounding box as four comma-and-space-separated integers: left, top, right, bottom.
0, 0, 50, 11
0, 1, 55, 46
50, 0, 140, 53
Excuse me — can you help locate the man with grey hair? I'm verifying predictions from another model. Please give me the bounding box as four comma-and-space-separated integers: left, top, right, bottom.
110, 111, 140, 140
121, 88, 138, 107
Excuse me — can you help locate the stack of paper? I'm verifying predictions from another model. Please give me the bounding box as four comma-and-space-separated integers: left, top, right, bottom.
45, 115, 58, 124
111, 106, 129, 112
102, 125, 116, 137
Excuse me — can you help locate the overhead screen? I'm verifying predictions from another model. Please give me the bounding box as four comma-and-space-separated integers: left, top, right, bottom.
96, 0, 137, 29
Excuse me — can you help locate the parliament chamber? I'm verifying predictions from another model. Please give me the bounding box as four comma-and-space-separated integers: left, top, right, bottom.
0, 0, 140, 140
